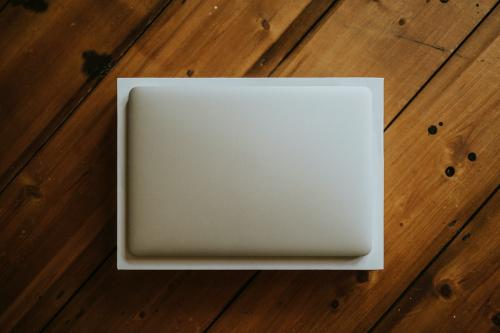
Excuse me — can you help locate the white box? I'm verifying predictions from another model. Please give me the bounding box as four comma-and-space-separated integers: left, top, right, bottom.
117, 78, 384, 270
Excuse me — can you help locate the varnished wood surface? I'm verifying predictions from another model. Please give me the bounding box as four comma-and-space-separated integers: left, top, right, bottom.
0, 0, 498, 332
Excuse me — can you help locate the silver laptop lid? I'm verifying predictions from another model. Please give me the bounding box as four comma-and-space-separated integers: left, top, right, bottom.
126, 84, 375, 257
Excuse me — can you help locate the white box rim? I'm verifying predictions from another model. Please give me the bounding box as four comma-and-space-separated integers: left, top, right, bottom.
117, 77, 384, 270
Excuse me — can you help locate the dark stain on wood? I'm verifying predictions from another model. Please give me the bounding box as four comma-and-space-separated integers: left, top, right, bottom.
331, 299, 340, 310
10, 0, 48, 12
23, 185, 41, 199
467, 152, 477, 161
447, 220, 457, 227
461, 232, 471, 241
75, 308, 86, 320
356, 271, 370, 283
439, 0, 448, 3
438, 283, 453, 299
492, 313, 500, 326
428, 125, 438, 135
438, 122, 443, 126
139, 311, 146, 319
81, 50, 114, 79
261, 19, 271, 30
186, 69, 194, 77
55, 290, 65, 300
445, 166, 455, 177
398, 18, 406, 26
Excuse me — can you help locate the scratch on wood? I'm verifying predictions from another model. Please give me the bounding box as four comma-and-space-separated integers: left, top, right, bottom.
395, 34, 447, 52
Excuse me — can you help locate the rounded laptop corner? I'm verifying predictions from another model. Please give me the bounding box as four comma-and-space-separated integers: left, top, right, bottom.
126, 233, 149, 258
355, 236, 373, 257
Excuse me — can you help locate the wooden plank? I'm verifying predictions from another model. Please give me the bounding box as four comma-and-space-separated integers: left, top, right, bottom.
373, 190, 499, 332
0, 0, 335, 331
207, 7, 500, 333
0, 0, 172, 192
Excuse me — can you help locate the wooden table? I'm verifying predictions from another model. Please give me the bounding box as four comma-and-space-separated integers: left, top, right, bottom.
0, 0, 499, 332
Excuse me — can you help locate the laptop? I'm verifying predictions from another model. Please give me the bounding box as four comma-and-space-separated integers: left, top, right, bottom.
124, 81, 380, 260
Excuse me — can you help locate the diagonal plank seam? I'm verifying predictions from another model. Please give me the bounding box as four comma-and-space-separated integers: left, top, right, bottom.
202, 272, 260, 333
267, 0, 343, 76
368, 185, 499, 333
39, 244, 115, 333
0, 0, 175, 195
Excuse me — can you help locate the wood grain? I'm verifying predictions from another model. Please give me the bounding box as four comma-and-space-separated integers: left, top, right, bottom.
0, 0, 335, 331
0, 0, 173, 193
207, 7, 500, 332
373, 190, 499, 333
